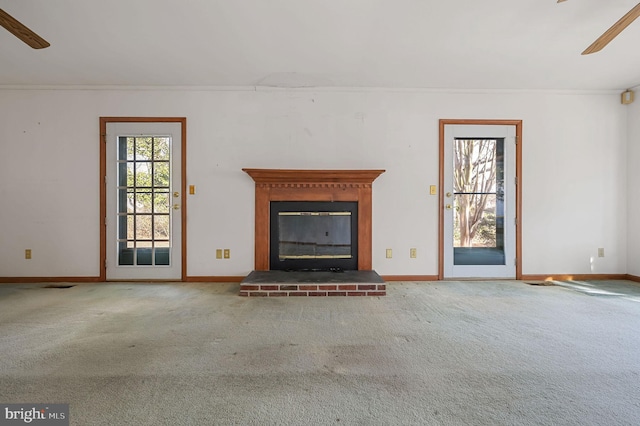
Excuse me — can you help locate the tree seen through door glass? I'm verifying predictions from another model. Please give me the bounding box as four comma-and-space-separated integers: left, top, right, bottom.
117, 135, 172, 266
453, 139, 504, 249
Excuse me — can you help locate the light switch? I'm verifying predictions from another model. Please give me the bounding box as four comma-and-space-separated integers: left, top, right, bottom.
216, 249, 222, 259
189, 185, 196, 195
429, 185, 437, 195
386, 249, 392, 259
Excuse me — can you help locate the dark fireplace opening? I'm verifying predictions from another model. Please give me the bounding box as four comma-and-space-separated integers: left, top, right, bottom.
270, 201, 358, 271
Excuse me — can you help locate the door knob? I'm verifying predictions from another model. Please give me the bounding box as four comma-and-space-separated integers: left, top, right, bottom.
173, 204, 180, 210
173, 192, 180, 198
446, 204, 452, 210
446, 192, 452, 198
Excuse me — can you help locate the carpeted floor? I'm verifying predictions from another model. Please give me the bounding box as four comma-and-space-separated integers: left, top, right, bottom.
1, 280, 639, 425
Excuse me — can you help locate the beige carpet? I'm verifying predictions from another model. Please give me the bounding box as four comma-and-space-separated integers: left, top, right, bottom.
1, 280, 639, 425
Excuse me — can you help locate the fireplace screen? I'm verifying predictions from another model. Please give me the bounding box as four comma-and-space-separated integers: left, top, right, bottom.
270, 201, 358, 270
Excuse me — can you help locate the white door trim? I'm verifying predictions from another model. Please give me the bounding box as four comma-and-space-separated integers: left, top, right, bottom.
439, 119, 522, 280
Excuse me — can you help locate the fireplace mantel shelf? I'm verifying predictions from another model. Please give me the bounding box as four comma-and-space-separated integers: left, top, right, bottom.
243, 168, 385, 271
242, 169, 385, 185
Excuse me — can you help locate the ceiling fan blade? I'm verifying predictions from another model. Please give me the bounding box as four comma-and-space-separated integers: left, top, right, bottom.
582, 3, 640, 55
0, 8, 49, 49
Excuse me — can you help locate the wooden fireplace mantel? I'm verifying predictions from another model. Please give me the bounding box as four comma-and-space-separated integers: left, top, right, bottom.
243, 169, 385, 271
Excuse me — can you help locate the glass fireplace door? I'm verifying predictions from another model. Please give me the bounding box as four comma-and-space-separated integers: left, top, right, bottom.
270, 202, 358, 271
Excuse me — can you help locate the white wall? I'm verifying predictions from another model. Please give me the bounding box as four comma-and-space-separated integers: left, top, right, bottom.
627, 92, 640, 277
0, 88, 628, 278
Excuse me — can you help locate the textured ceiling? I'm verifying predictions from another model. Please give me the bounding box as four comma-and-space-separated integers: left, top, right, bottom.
1, 0, 639, 90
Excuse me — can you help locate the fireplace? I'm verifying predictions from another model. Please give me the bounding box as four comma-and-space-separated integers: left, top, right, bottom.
243, 168, 384, 270
241, 169, 385, 297
270, 201, 358, 271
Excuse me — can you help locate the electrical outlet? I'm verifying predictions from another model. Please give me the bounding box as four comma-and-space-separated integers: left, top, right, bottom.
25, 249, 32, 259
410, 248, 417, 258
386, 249, 392, 259
598, 248, 605, 258
216, 249, 222, 259
224, 249, 230, 259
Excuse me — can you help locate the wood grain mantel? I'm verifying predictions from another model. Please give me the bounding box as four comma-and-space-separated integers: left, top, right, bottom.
243, 169, 385, 271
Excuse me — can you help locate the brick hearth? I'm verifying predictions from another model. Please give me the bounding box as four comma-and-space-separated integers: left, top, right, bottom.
239, 283, 387, 297
240, 270, 386, 297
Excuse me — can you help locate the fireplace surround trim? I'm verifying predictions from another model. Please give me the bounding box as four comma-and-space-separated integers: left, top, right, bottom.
243, 168, 385, 271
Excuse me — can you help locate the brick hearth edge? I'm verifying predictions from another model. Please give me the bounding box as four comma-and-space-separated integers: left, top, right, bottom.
239, 283, 386, 297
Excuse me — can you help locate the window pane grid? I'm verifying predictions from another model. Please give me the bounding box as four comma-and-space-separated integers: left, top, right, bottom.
116, 136, 171, 266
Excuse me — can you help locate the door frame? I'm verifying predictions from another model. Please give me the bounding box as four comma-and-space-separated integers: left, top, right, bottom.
438, 119, 522, 280
99, 117, 187, 281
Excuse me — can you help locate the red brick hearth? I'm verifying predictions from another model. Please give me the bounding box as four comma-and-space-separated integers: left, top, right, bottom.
239, 283, 387, 297
239, 270, 386, 297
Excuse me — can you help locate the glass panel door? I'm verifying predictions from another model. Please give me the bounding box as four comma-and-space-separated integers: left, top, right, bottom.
106, 122, 182, 280
443, 124, 516, 278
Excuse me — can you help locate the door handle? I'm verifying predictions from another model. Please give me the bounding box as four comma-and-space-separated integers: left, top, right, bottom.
173, 192, 180, 198
446, 192, 452, 198
446, 204, 452, 210
446, 204, 459, 211
173, 204, 180, 210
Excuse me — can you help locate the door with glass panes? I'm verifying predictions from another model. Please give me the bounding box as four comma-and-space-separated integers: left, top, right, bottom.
105, 121, 183, 280
442, 124, 517, 279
